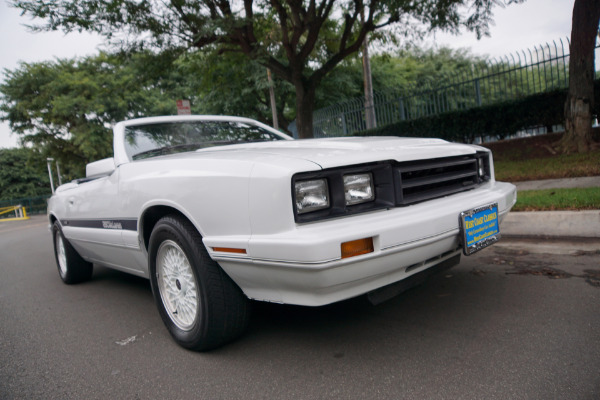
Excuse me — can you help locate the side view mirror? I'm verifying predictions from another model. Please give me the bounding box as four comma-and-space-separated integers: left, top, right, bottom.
86, 157, 116, 178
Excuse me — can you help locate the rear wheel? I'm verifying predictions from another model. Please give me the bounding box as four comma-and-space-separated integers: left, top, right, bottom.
52, 221, 93, 284
148, 215, 250, 351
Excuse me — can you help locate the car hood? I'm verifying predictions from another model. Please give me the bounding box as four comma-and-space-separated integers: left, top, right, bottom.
191, 136, 479, 169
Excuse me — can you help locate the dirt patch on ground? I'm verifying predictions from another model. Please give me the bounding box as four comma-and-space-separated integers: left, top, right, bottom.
482, 133, 564, 160
583, 269, 600, 287
476, 244, 600, 288
505, 266, 574, 279
504, 266, 600, 288
482, 128, 600, 161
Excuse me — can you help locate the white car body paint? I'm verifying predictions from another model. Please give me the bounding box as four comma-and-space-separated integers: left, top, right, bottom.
48, 115, 517, 306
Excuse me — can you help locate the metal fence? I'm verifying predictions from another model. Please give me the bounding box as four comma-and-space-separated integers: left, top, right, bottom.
294, 38, 597, 139
0, 195, 50, 217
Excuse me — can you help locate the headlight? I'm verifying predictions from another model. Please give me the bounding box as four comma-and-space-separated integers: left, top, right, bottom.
343, 173, 374, 205
295, 179, 329, 214
293, 163, 393, 223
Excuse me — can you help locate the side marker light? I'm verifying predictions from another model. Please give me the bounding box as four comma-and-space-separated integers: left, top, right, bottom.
213, 247, 247, 254
341, 237, 374, 259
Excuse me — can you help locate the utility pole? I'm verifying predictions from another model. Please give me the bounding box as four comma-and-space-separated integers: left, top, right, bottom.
46, 158, 55, 194
362, 12, 376, 130
56, 161, 63, 186
267, 69, 279, 130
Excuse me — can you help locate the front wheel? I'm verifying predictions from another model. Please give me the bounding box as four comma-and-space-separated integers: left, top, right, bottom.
52, 221, 93, 284
148, 215, 250, 351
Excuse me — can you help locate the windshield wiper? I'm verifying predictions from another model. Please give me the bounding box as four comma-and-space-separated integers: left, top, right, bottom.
132, 143, 204, 160
132, 139, 274, 160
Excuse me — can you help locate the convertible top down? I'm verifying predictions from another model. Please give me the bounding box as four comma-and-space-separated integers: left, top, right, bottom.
48, 115, 516, 350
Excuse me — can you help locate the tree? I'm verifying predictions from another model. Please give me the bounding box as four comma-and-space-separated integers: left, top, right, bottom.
180, 51, 296, 129
12, 0, 521, 139
0, 148, 51, 200
0, 52, 193, 178
560, 0, 600, 153
1, 46, 486, 169
1, 50, 300, 175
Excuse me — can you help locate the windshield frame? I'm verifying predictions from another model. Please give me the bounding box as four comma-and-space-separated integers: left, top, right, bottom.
113, 116, 293, 166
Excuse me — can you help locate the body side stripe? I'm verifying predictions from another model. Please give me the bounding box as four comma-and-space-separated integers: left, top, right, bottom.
61, 218, 138, 231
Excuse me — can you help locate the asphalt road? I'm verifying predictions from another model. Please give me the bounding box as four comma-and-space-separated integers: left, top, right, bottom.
1, 216, 599, 400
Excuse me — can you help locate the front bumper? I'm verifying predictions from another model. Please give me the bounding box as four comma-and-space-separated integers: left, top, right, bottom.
206, 181, 517, 306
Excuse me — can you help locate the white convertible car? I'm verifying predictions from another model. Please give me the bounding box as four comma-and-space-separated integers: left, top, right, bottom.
48, 115, 516, 350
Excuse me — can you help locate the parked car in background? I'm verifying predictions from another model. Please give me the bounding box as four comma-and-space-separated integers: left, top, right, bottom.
48, 115, 517, 350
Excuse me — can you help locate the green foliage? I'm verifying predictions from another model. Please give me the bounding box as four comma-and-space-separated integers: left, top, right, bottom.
12, 0, 520, 138
135, 46, 488, 130
357, 80, 600, 143
0, 45, 484, 177
0, 51, 192, 178
373, 47, 484, 90
513, 187, 600, 211
178, 51, 296, 128
12, 0, 510, 56
0, 147, 51, 200
316, 47, 486, 109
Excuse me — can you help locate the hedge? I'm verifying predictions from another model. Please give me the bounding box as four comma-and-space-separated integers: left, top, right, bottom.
356, 80, 600, 143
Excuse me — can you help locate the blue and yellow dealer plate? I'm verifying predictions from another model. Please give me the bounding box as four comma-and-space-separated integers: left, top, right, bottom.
460, 203, 500, 255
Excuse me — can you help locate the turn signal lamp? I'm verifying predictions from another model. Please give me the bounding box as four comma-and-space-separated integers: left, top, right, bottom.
213, 247, 247, 254
341, 237, 374, 259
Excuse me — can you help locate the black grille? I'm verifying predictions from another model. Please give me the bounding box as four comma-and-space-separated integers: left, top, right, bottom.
396, 156, 480, 205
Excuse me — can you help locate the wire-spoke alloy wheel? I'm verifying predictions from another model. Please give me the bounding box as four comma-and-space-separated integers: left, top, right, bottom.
51, 221, 93, 284
148, 214, 250, 351
156, 240, 199, 331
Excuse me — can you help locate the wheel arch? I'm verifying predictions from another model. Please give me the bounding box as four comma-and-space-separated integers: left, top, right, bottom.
139, 204, 204, 254
49, 213, 58, 225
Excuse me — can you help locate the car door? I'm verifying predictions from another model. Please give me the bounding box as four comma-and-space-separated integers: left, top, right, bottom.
61, 168, 143, 274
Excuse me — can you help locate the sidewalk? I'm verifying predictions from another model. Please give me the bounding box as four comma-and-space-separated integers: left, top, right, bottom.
502, 176, 600, 239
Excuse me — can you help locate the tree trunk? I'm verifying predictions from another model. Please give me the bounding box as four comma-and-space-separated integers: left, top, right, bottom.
362, 29, 376, 130
294, 81, 317, 139
560, 0, 600, 153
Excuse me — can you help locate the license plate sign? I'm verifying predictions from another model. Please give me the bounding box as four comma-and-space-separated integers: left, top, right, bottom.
460, 203, 500, 255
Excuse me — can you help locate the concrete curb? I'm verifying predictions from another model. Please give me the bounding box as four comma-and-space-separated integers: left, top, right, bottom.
502, 210, 600, 238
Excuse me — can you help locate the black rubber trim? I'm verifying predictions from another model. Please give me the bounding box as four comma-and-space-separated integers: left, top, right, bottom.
367, 253, 461, 305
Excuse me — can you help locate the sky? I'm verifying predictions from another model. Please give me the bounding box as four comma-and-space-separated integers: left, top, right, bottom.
0, 0, 574, 148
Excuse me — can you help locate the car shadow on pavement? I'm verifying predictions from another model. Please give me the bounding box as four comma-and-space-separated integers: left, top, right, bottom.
90, 265, 153, 293
236, 265, 493, 351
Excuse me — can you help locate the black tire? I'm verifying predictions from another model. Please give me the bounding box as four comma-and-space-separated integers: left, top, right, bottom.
52, 221, 94, 284
148, 215, 250, 351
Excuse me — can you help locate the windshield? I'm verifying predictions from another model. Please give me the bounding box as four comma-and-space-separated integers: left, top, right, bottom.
124, 120, 286, 160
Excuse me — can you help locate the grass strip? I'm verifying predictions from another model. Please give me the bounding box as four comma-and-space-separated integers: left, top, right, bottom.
494, 150, 600, 182
512, 187, 600, 211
